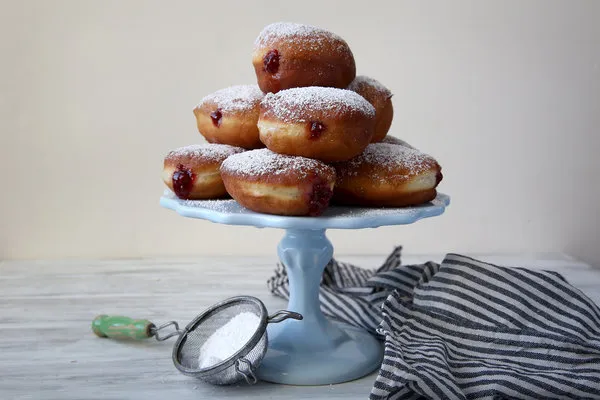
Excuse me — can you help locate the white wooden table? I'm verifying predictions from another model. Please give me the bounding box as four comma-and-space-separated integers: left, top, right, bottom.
1, 253, 598, 400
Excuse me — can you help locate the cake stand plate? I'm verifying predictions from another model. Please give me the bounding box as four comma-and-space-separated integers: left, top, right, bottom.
160, 191, 450, 385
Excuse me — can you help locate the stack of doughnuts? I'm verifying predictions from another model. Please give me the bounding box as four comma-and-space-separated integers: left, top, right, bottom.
163, 22, 443, 215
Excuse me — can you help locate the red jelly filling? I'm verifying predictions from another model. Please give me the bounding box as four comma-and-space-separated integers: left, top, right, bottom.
307, 178, 333, 216
210, 109, 222, 127
172, 164, 195, 199
263, 49, 280, 74
436, 171, 443, 185
309, 121, 326, 140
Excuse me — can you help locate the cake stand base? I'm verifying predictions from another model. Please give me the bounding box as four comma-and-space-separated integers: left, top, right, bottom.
258, 320, 382, 385
159, 191, 450, 385
256, 229, 383, 385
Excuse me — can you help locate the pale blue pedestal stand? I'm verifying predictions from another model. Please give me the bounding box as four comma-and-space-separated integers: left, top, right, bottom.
160, 191, 450, 385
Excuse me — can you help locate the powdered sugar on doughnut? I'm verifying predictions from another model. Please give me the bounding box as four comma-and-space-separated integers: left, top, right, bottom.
380, 136, 415, 149
197, 85, 263, 112
165, 144, 244, 163
261, 87, 375, 123
346, 143, 437, 176
347, 75, 392, 98
221, 148, 334, 179
254, 22, 347, 52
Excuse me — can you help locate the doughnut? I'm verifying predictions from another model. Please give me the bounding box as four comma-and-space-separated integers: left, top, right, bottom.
332, 143, 442, 207
193, 85, 264, 149
347, 76, 394, 142
220, 149, 336, 216
380, 135, 415, 149
252, 22, 356, 93
163, 144, 245, 200
258, 87, 376, 162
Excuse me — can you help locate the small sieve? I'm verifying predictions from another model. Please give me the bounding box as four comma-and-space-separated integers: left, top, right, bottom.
92, 295, 302, 385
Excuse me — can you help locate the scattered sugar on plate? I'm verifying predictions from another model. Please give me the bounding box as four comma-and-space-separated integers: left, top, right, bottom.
337, 207, 422, 219
162, 190, 239, 211
163, 189, 439, 217
185, 199, 239, 212
197, 312, 261, 369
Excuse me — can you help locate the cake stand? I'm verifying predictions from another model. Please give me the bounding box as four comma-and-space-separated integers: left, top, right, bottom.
160, 190, 450, 385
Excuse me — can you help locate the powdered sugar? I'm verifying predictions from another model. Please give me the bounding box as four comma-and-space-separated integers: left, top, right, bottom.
165, 144, 245, 163
336, 206, 422, 218
197, 312, 261, 369
344, 143, 436, 176
221, 148, 334, 179
261, 87, 375, 123
254, 22, 347, 51
380, 136, 415, 149
182, 198, 238, 212
163, 189, 239, 211
197, 85, 264, 112
347, 75, 392, 98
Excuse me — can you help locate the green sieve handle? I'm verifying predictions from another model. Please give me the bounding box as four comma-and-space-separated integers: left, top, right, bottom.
92, 315, 155, 340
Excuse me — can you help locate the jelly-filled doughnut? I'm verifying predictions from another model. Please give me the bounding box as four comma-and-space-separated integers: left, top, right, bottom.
332, 143, 443, 207
258, 87, 375, 162
220, 149, 336, 216
193, 85, 264, 149
380, 135, 415, 149
163, 144, 245, 200
347, 76, 394, 142
252, 22, 356, 93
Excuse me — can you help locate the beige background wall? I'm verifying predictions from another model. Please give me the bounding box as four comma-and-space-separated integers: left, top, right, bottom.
1, 1, 599, 265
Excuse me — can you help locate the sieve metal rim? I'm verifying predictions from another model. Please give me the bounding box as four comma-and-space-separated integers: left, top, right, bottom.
171, 295, 268, 377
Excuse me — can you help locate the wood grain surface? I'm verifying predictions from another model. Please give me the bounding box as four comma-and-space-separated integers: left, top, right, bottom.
1, 253, 598, 400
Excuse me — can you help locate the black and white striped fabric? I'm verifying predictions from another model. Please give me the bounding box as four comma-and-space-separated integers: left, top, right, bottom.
268, 246, 405, 335
268, 249, 600, 399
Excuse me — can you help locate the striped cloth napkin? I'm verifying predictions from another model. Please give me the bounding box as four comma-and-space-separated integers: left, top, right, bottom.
267, 247, 600, 399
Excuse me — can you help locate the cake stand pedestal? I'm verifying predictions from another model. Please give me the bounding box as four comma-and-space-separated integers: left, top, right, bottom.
160, 191, 450, 385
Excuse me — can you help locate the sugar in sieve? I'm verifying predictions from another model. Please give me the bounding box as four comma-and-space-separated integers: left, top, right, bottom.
92, 295, 302, 385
